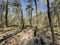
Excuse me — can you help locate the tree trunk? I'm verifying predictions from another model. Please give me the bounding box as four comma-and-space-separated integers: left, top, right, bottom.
0, 0, 4, 25
54, 0, 60, 27
34, 0, 38, 26
29, 8, 32, 27
47, 0, 55, 45
30, 8, 32, 27
34, 0, 38, 36
21, 10, 24, 30
1, 14, 2, 25
5, 0, 8, 27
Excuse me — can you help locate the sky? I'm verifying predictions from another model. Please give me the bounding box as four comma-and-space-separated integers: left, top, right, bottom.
8, 0, 54, 16
8, 0, 54, 11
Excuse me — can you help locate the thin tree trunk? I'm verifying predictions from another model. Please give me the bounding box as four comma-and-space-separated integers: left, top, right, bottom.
54, 0, 60, 27
34, 0, 38, 26
16, 8, 20, 26
1, 14, 2, 25
47, 0, 55, 45
5, 0, 8, 27
1, 0, 4, 25
21, 10, 24, 30
1, 10, 3, 26
30, 8, 32, 27
29, 8, 32, 27
34, 0, 38, 36
1, 8, 3, 24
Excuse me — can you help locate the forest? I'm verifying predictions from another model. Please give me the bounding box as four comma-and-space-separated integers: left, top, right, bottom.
0, 0, 60, 45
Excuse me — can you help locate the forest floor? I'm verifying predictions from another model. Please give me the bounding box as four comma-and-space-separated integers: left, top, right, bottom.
0, 26, 60, 45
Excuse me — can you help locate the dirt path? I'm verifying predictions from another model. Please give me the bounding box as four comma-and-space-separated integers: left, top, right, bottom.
0, 28, 34, 45
1, 27, 59, 45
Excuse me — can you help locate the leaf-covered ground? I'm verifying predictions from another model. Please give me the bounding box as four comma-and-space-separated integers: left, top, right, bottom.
0, 27, 60, 45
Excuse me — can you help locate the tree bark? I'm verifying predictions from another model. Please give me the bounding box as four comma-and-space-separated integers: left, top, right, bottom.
5, 0, 8, 27
34, 0, 38, 37
30, 8, 32, 27
47, 0, 55, 45
21, 10, 24, 30
34, 0, 38, 27
29, 8, 32, 27
54, 0, 60, 27
1, 14, 2, 25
